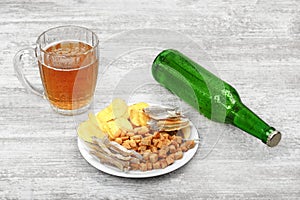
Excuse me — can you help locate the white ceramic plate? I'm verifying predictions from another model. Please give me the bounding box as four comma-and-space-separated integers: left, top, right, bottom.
77, 119, 199, 178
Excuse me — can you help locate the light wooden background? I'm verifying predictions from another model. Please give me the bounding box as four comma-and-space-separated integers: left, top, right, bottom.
0, 0, 299, 199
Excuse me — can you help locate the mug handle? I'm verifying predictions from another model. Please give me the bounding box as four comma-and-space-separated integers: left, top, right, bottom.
13, 48, 44, 97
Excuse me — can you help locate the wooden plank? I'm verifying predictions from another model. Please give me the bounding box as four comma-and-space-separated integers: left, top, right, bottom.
0, 0, 299, 199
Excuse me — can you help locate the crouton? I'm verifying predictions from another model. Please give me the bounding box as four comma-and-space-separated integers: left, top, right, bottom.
130, 163, 139, 170
126, 131, 135, 137
171, 140, 180, 148
115, 137, 122, 144
149, 153, 158, 163
153, 131, 160, 139
185, 140, 195, 149
138, 126, 149, 135
161, 145, 169, 153
180, 143, 188, 152
153, 161, 161, 169
174, 136, 182, 144
141, 136, 152, 146
150, 146, 158, 153
169, 145, 176, 153
160, 159, 168, 169
158, 149, 167, 158
121, 136, 129, 141
146, 161, 153, 170
174, 150, 183, 160
138, 145, 147, 152
122, 141, 131, 149
121, 131, 127, 137
140, 163, 147, 171
129, 140, 137, 148
156, 140, 163, 149
163, 133, 170, 139
162, 139, 171, 146
143, 151, 151, 161
166, 155, 175, 165
131, 135, 142, 140
153, 139, 159, 146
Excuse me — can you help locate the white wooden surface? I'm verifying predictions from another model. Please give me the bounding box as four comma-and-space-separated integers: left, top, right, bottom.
1, 0, 299, 199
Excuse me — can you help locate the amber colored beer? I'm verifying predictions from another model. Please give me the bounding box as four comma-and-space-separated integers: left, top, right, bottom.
38, 41, 98, 110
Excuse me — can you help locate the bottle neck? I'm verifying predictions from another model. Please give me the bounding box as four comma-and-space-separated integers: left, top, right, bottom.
228, 102, 276, 145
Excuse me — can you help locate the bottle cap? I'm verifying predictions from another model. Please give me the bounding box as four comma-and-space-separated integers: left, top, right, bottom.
266, 130, 281, 147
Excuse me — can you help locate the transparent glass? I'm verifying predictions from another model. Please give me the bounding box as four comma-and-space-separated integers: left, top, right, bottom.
14, 25, 99, 115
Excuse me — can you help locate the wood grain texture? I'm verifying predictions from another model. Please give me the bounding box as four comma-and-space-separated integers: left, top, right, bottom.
0, 0, 299, 199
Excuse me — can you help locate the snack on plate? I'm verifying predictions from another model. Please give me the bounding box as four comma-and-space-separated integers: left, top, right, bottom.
77, 98, 196, 172
128, 102, 150, 126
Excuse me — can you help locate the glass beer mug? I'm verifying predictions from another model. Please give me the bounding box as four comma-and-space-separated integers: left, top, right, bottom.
14, 26, 99, 115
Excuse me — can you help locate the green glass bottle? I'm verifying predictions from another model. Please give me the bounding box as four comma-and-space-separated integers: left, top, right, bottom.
152, 49, 281, 147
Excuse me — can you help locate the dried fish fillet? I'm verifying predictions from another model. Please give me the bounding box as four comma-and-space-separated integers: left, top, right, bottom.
157, 119, 189, 126
87, 136, 144, 171
143, 106, 183, 120
90, 151, 130, 172
148, 119, 190, 132
93, 136, 143, 161
87, 141, 133, 162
